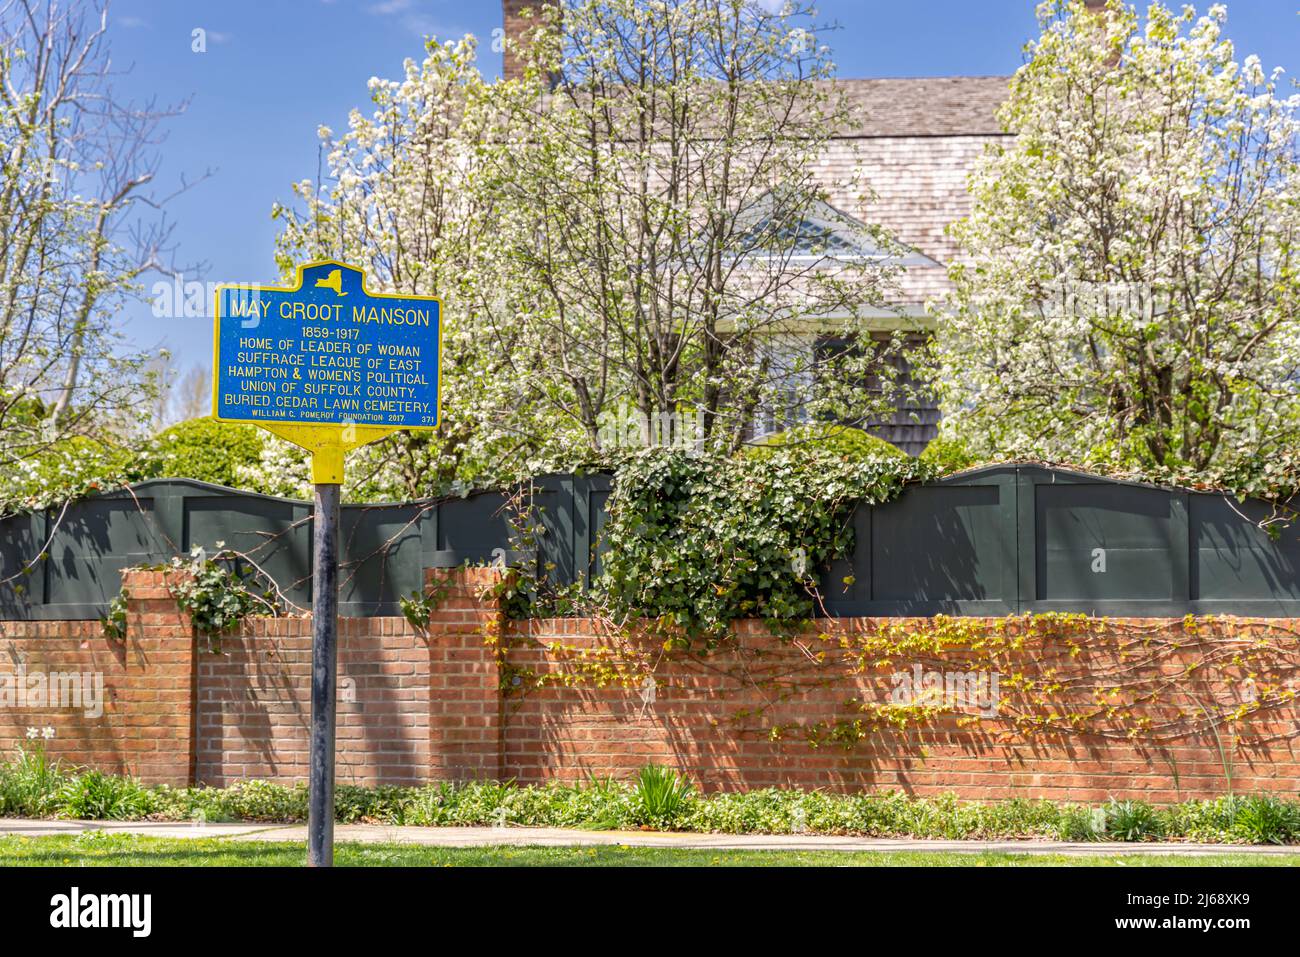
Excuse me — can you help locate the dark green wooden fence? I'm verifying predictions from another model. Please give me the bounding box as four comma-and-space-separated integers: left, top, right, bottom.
0, 474, 609, 620
820, 465, 1300, 617
1, 466, 1296, 620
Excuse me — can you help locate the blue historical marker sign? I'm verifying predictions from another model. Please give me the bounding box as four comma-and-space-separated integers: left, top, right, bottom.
212, 260, 439, 430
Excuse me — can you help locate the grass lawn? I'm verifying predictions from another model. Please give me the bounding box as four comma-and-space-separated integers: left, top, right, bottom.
0, 833, 1295, 867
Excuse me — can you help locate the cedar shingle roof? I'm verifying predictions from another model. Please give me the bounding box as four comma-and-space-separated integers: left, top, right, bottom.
812, 135, 1003, 300
833, 76, 1011, 138
820, 77, 1014, 453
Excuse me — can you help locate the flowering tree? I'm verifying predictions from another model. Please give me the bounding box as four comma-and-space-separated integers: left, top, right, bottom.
0, 1, 193, 507
932, 0, 1300, 493
483, 0, 904, 454
273, 36, 584, 498
273, 1, 911, 498
276, 38, 532, 495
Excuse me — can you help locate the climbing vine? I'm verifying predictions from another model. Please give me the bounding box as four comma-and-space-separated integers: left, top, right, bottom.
99, 589, 129, 642
165, 546, 277, 650
482, 446, 937, 691
594, 447, 934, 642
742, 613, 1300, 747
474, 448, 1298, 759
399, 576, 451, 629
115, 545, 277, 651
480, 449, 1298, 760
496, 610, 1300, 764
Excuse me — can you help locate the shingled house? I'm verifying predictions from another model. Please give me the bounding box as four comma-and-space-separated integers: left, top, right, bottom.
500, 1, 1012, 455
806, 77, 1011, 453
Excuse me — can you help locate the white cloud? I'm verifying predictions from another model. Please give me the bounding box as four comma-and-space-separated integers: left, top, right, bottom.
363, 0, 463, 39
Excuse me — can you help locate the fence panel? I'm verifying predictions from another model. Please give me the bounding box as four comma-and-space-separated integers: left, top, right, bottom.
0, 512, 41, 618
2, 467, 1298, 620
819, 467, 1018, 616
1190, 494, 1300, 615
1018, 466, 1189, 616
338, 503, 426, 617
185, 491, 315, 609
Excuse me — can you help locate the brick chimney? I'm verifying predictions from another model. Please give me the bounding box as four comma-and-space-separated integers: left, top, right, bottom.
502, 0, 552, 82
1080, 0, 1122, 66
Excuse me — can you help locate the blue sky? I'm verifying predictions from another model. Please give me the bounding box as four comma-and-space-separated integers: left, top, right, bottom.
107, 0, 1300, 368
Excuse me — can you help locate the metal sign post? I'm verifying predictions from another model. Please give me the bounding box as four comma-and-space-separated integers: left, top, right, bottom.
307, 480, 339, 866
212, 261, 440, 867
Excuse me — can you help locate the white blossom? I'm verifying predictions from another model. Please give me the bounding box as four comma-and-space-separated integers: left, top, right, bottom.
929, 0, 1300, 495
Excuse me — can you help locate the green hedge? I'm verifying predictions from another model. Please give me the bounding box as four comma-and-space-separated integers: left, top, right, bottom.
918, 435, 979, 474
745, 425, 908, 461
143, 417, 267, 488
1, 417, 274, 514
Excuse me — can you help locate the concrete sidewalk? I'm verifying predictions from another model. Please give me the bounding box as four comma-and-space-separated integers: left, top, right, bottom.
1, 818, 1298, 856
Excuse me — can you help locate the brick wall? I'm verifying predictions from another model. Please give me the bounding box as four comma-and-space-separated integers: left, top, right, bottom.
195, 568, 499, 787
501, 617, 1300, 802
4, 567, 1299, 802
195, 616, 431, 787
0, 570, 195, 785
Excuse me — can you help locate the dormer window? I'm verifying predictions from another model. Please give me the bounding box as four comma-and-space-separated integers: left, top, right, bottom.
733, 190, 939, 266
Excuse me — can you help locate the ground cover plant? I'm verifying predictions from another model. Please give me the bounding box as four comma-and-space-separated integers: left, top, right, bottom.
2, 753, 1298, 844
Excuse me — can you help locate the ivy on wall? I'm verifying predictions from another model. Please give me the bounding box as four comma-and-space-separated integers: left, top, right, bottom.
596, 447, 934, 642
497, 612, 1300, 771
104, 546, 278, 649
489, 447, 1297, 764
755, 614, 1300, 751
85, 440, 1298, 772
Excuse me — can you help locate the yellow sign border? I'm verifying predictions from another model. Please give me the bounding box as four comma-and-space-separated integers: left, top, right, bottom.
211, 260, 442, 483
